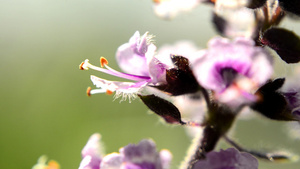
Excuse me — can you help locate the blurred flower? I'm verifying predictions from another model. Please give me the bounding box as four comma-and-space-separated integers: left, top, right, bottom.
283, 66, 300, 119
192, 37, 273, 109
155, 40, 201, 64
152, 0, 201, 19
79, 133, 103, 169
32, 156, 60, 169
215, 0, 248, 9
80, 31, 170, 102
281, 90, 300, 119
213, 7, 257, 38
79, 133, 172, 169
280, 77, 300, 120
193, 148, 258, 169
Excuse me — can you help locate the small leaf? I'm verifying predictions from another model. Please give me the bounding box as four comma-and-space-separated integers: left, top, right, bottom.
261, 28, 300, 63
279, 0, 300, 16
138, 94, 185, 124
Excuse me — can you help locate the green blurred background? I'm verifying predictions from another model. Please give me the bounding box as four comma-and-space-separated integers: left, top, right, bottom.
1, 0, 300, 168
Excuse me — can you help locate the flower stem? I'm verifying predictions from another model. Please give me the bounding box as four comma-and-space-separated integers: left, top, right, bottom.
183, 102, 237, 169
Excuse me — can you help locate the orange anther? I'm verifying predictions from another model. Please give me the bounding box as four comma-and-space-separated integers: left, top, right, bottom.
87, 87, 92, 96
100, 57, 108, 67
79, 62, 85, 70
106, 90, 113, 95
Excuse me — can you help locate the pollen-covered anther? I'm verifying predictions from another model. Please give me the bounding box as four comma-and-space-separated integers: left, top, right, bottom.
100, 57, 108, 67
79, 62, 85, 70
106, 90, 114, 95
79, 59, 90, 70
87, 87, 92, 96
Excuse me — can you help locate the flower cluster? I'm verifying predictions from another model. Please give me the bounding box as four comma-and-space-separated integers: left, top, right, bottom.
78, 0, 300, 167
80, 31, 274, 122
76, 133, 259, 169
193, 148, 258, 169
78, 133, 172, 169
34, 0, 300, 169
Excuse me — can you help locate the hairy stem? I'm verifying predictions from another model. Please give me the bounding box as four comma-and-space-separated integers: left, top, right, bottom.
183, 102, 237, 169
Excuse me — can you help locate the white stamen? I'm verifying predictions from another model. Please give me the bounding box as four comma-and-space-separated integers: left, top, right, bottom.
90, 89, 107, 95
90, 75, 142, 103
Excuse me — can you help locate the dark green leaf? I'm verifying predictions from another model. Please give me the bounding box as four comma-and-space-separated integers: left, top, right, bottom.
261, 28, 300, 63
138, 94, 185, 124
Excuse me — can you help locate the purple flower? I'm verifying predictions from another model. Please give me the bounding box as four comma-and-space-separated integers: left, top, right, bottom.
102, 140, 172, 169
115, 31, 170, 84
193, 148, 258, 169
192, 37, 273, 108
79, 31, 169, 102
282, 91, 300, 118
78, 133, 172, 169
79, 133, 103, 169
214, 7, 257, 38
